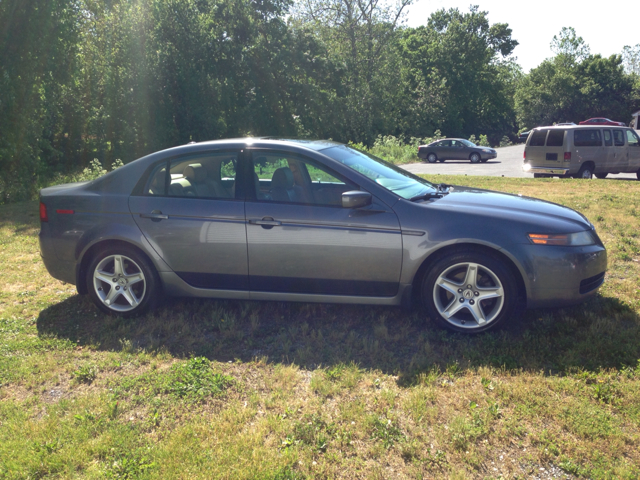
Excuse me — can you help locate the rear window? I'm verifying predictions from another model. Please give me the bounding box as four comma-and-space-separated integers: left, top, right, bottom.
574, 129, 602, 147
529, 130, 547, 146
546, 129, 565, 147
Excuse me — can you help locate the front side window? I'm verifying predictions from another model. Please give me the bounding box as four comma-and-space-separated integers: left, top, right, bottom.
251, 152, 355, 206
574, 129, 602, 147
626, 129, 640, 147
321, 145, 436, 200
168, 152, 237, 199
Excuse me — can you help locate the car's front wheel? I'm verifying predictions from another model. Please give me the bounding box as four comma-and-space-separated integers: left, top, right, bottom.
421, 250, 518, 333
427, 153, 438, 163
470, 153, 481, 163
86, 246, 160, 316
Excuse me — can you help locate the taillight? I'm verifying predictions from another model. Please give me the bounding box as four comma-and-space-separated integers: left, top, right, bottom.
564, 152, 571, 161
39, 201, 48, 222
523, 150, 526, 160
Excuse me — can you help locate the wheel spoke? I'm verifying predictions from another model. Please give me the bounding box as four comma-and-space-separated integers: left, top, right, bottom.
462, 263, 478, 289
477, 286, 503, 301
104, 285, 121, 305
94, 269, 113, 285
443, 300, 465, 318
113, 255, 124, 276
125, 272, 144, 286
436, 277, 461, 295
121, 288, 140, 307
467, 302, 487, 325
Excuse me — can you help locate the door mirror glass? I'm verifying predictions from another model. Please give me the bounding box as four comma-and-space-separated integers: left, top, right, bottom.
342, 191, 372, 209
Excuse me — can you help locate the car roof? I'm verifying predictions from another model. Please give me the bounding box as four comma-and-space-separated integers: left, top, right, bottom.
190, 137, 342, 152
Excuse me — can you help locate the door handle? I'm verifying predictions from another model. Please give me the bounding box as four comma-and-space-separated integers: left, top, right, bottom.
249, 217, 281, 228
140, 210, 169, 220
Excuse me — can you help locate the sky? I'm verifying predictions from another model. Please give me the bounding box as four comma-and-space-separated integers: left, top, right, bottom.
405, 0, 640, 72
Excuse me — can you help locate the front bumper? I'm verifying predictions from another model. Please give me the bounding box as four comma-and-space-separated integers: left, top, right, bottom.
508, 242, 607, 309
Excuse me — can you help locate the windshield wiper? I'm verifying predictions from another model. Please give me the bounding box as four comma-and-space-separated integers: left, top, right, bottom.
409, 183, 451, 202
409, 192, 443, 202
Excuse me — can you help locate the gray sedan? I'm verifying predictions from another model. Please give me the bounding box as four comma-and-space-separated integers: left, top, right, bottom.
39, 139, 606, 333
418, 138, 497, 163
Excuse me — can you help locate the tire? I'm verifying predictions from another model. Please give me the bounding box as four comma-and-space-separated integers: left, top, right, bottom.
636, 169, 640, 181
574, 164, 593, 179
595, 173, 608, 179
470, 153, 481, 163
86, 245, 160, 316
427, 153, 438, 163
533, 173, 547, 178
421, 250, 518, 333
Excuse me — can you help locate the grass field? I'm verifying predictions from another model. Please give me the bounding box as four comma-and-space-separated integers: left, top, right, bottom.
1, 176, 639, 479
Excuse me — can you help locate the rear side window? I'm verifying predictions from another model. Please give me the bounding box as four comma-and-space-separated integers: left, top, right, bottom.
574, 129, 602, 147
603, 130, 613, 147
612, 130, 625, 147
546, 129, 565, 147
529, 130, 547, 146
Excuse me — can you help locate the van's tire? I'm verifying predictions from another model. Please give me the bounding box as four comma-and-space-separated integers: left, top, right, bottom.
533, 173, 548, 178
421, 249, 518, 334
86, 245, 161, 316
637, 169, 640, 181
470, 153, 481, 163
595, 173, 608, 179
427, 153, 438, 163
574, 164, 594, 179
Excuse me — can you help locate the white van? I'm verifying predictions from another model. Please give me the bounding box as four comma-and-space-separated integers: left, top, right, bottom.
522, 125, 640, 179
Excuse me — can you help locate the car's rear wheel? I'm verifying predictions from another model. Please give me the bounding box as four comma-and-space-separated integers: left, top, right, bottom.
574, 164, 593, 179
86, 246, 160, 316
421, 250, 518, 333
470, 153, 481, 163
427, 153, 438, 163
595, 173, 608, 179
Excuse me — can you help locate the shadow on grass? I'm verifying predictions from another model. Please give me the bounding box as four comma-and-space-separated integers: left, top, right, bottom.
36, 292, 640, 382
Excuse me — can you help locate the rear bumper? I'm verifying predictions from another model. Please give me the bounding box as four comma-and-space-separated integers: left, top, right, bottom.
523, 164, 570, 176
39, 226, 77, 285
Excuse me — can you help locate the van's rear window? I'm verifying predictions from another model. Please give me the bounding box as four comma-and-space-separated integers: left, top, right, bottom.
529, 130, 547, 146
574, 129, 602, 147
546, 129, 564, 147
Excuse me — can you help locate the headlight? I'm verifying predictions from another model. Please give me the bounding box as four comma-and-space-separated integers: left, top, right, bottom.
481, 149, 492, 153
527, 231, 595, 246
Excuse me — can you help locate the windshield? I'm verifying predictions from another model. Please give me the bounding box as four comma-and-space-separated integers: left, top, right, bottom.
459, 139, 477, 147
321, 145, 435, 199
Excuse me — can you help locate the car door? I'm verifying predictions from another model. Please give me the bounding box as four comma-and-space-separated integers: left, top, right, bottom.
245, 150, 403, 297
129, 150, 249, 290
626, 129, 640, 172
434, 140, 450, 159
612, 129, 627, 171
448, 140, 462, 160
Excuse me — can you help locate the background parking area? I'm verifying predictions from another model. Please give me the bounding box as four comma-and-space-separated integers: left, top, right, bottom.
402, 144, 638, 180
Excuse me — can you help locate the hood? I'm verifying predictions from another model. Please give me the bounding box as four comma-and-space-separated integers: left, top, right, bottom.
425, 185, 592, 233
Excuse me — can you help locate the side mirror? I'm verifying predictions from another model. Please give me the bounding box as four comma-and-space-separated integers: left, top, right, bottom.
342, 191, 372, 209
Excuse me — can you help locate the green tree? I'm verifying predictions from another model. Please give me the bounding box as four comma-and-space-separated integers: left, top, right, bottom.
399, 6, 519, 140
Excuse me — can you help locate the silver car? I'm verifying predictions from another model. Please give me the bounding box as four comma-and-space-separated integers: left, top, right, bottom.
39, 139, 606, 333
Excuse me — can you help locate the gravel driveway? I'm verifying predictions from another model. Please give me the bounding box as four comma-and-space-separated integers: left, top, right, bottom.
402, 144, 638, 180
